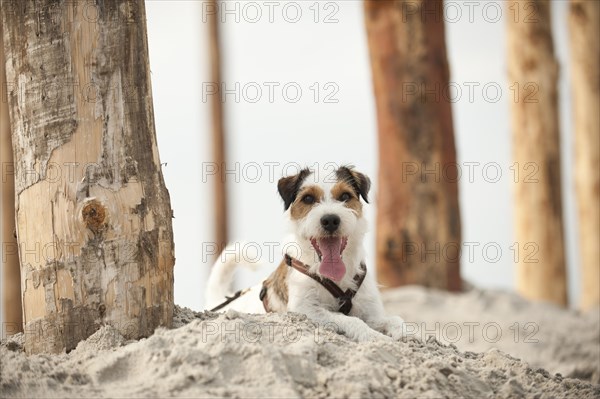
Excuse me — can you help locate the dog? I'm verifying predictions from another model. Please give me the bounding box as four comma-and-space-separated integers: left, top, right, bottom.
205, 165, 405, 342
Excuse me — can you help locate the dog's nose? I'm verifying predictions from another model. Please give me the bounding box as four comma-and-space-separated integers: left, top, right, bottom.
320, 214, 340, 233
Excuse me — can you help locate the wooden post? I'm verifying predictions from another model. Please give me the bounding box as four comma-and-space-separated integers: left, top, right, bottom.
1, 0, 175, 353
0, 15, 23, 336
506, 0, 567, 306
364, 0, 462, 291
207, 0, 228, 253
568, 0, 600, 310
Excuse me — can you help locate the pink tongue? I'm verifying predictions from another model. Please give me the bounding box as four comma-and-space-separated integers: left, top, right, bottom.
318, 237, 346, 281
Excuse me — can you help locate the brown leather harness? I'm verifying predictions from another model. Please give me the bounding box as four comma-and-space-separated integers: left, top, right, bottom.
260, 254, 367, 315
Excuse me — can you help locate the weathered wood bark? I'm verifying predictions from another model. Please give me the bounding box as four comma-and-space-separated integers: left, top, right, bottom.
364, 0, 462, 291
1, 0, 175, 353
207, 0, 228, 254
0, 15, 23, 336
568, 0, 600, 310
506, 0, 567, 306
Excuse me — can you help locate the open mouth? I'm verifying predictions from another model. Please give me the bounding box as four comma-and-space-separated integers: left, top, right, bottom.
310, 236, 348, 282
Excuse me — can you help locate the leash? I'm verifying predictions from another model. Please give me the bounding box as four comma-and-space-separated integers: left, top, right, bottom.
269, 254, 367, 315
209, 288, 251, 312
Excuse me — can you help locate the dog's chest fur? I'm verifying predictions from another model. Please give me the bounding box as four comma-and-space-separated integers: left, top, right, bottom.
262, 260, 289, 311
262, 256, 367, 315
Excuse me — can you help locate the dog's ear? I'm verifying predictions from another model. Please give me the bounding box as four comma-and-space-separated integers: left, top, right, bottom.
277, 168, 311, 210
352, 170, 371, 203
337, 166, 371, 203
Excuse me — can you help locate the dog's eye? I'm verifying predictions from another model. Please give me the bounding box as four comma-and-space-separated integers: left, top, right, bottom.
302, 194, 315, 204
339, 192, 352, 202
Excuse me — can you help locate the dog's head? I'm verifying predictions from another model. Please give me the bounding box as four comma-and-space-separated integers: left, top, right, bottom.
278, 165, 370, 281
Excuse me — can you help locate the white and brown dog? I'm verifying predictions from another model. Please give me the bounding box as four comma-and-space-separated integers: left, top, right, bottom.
205, 165, 405, 342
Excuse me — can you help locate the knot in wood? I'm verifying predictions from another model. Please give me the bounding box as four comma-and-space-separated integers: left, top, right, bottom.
82, 200, 107, 232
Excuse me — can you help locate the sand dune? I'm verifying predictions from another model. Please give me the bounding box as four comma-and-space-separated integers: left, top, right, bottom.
1, 287, 598, 398
382, 286, 600, 384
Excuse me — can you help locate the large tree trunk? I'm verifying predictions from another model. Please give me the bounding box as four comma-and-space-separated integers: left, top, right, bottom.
568, 0, 600, 310
0, 15, 23, 336
1, 0, 175, 353
364, 0, 462, 291
506, 0, 567, 306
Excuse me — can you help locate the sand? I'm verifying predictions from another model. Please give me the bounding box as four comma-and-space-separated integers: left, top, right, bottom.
1, 286, 598, 398
382, 286, 600, 384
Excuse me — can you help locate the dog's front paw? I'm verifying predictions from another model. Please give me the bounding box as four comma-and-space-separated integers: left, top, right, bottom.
353, 327, 391, 343
383, 316, 406, 340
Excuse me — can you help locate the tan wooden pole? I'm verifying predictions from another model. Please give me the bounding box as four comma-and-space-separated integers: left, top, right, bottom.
207, 0, 228, 254
1, 0, 175, 353
364, 0, 462, 291
0, 14, 23, 336
506, 0, 568, 306
568, 0, 600, 310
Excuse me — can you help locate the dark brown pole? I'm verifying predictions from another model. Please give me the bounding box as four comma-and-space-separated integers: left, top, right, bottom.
364, 0, 462, 291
